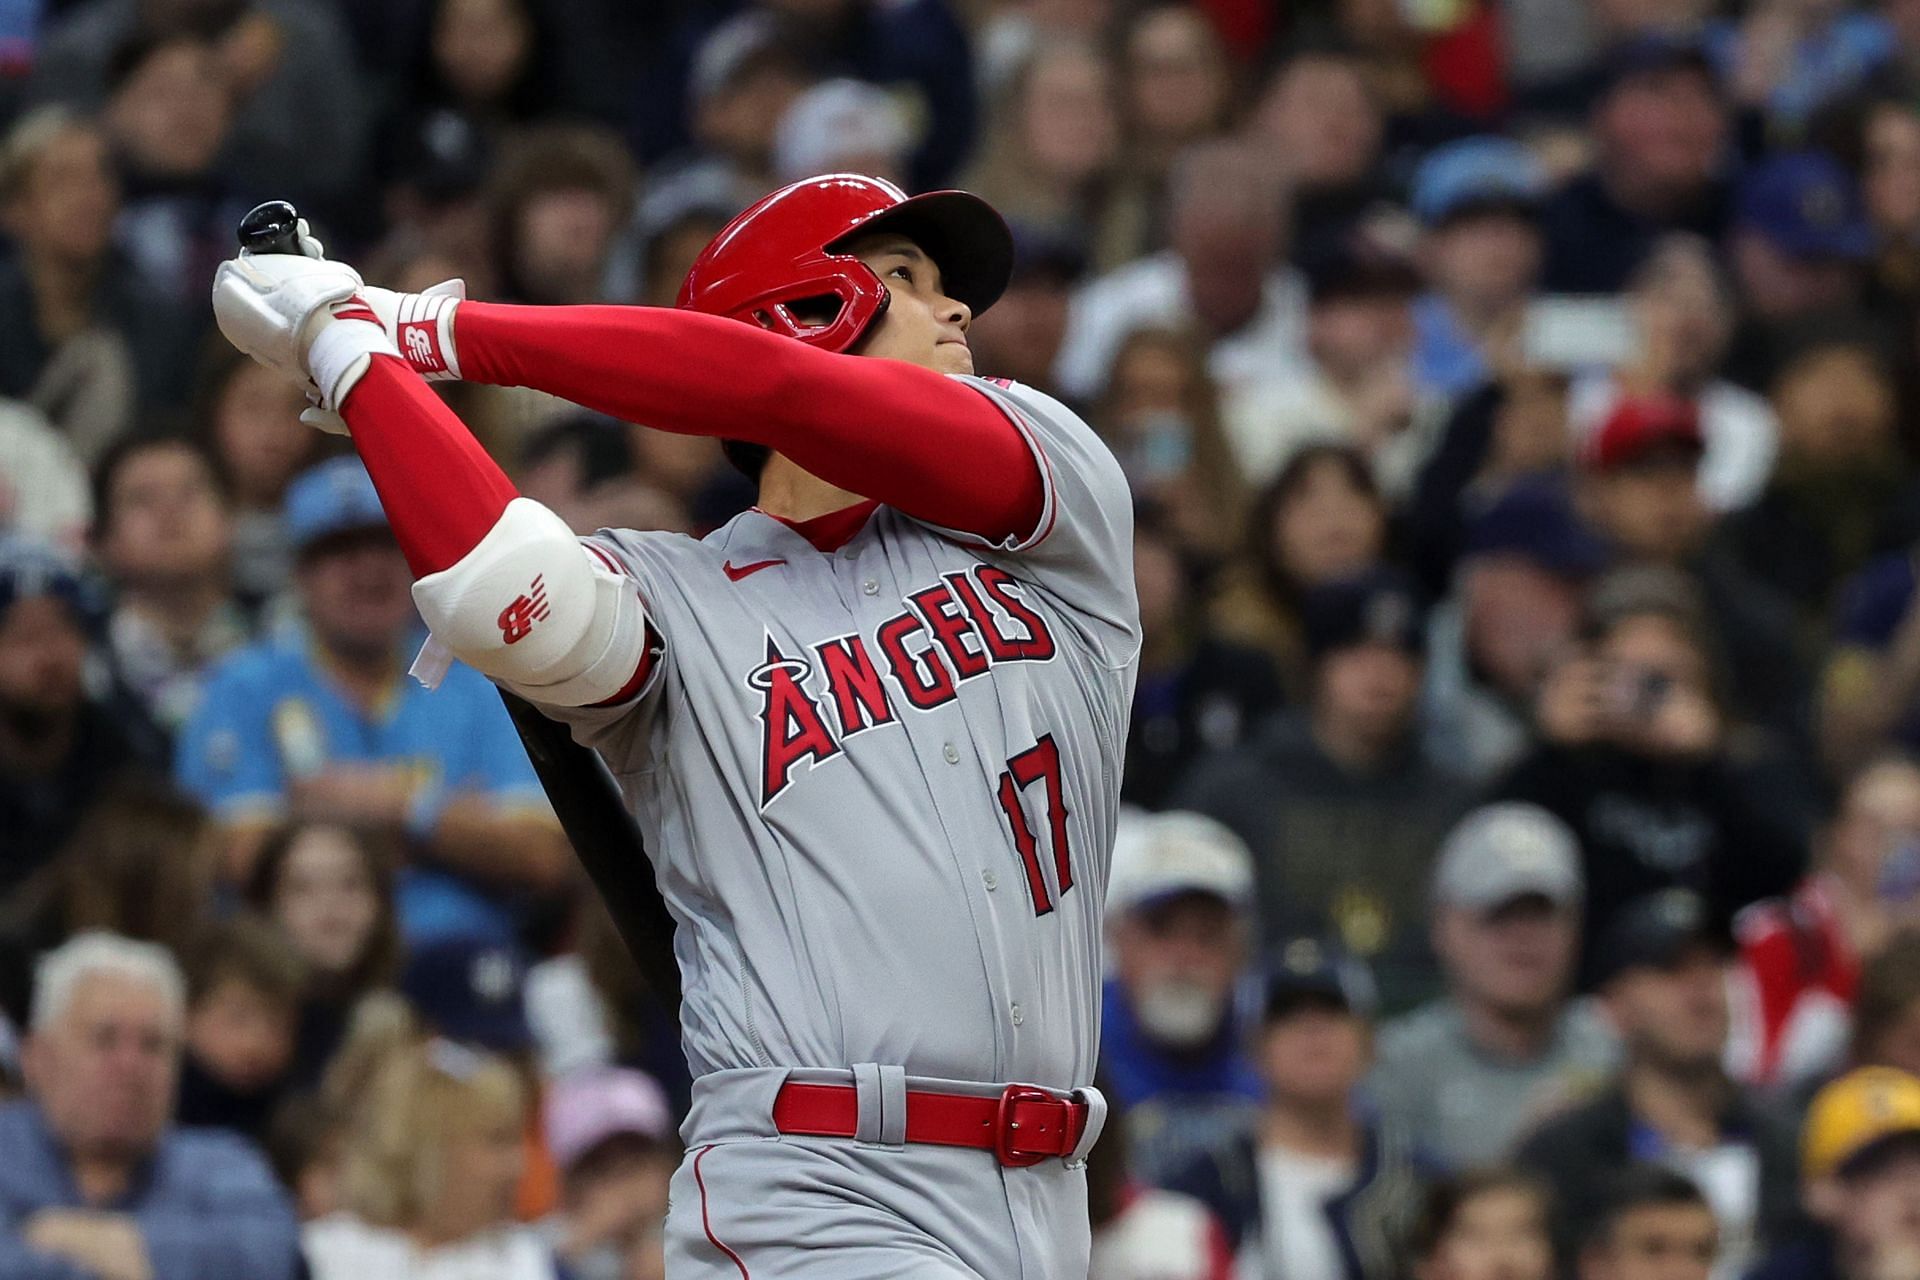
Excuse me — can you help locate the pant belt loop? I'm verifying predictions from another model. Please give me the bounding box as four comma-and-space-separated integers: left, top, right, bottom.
851, 1062, 884, 1143
1065, 1085, 1107, 1168
876, 1065, 908, 1146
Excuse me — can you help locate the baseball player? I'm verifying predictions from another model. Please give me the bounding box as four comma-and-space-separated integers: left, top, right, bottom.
211, 174, 1139, 1278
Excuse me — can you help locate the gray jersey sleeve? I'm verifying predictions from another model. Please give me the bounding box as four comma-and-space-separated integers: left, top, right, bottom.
921, 376, 1141, 668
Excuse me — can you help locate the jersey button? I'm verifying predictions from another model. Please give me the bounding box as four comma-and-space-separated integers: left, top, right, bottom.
981, 870, 998, 890
943, 743, 960, 764
862, 579, 879, 595
1009, 1003, 1024, 1026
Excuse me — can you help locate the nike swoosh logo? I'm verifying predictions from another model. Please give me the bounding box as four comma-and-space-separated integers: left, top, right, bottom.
722, 558, 786, 581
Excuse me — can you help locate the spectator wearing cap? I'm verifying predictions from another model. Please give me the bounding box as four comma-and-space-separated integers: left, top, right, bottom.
1054, 139, 1307, 415
1371, 803, 1619, 1170
539, 1068, 678, 1280
1729, 756, 1920, 1091
1100, 811, 1263, 1184
0, 931, 300, 1279
1410, 137, 1550, 400
1164, 939, 1429, 1280
1180, 568, 1467, 1010
0, 533, 165, 895
175, 458, 566, 932
772, 77, 915, 185
1568, 235, 1779, 515
1723, 151, 1879, 389
1230, 231, 1436, 499
1748, 1067, 1920, 1280
1125, 505, 1281, 808
1514, 890, 1801, 1277
1538, 38, 1731, 295
89, 433, 251, 734
1500, 569, 1809, 985
1578, 1166, 1719, 1280
1573, 394, 1805, 746
1423, 479, 1608, 783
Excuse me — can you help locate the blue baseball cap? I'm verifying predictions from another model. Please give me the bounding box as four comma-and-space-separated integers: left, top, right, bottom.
1299, 567, 1427, 660
401, 934, 533, 1054
1412, 137, 1548, 226
1736, 151, 1874, 261
1262, 937, 1378, 1020
1463, 477, 1610, 578
284, 457, 390, 555
0, 534, 105, 629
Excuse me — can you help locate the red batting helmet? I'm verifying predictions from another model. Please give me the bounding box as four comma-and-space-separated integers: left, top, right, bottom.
677, 173, 1014, 353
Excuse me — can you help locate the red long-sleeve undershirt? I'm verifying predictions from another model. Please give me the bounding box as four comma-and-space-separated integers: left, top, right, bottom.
339, 306, 1045, 581
456, 303, 1044, 536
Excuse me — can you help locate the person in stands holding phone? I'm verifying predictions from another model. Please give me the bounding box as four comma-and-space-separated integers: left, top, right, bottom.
1729, 756, 1920, 1090
1495, 567, 1811, 988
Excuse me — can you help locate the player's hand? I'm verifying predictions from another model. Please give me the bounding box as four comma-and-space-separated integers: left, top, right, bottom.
212, 251, 362, 386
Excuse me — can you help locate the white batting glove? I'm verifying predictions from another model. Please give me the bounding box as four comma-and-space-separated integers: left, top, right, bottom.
212, 253, 401, 434
357, 280, 467, 381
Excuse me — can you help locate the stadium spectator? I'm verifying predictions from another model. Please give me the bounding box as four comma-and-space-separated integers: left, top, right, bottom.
1210, 444, 1392, 694
1054, 139, 1305, 414
1409, 137, 1550, 401
1117, 4, 1233, 185
1086, 1092, 1237, 1280
1567, 236, 1777, 516
1372, 803, 1618, 1170
963, 40, 1124, 256
1100, 810, 1261, 1182
28, 0, 367, 211
0, 534, 163, 894
1857, 97, 1920, 302
1245, 50, 1391, 265
1849, 933, 1920, 1079
1718, 336, 1901, 627
90, 433, 247, 732
771, 77, 915, 186
191, 346, 317, 614
484, 124, 635, 306
242, 820, 399, 1086
0, 108, 189, 455
1234, 231, 1432, 497
173, 458, 567, 934
307, 1000, 558, 1280
1181, 568, 1466, 1008
0, 931, 300, 1279
1538, 38, 1731, 294
1424, 480, 1608, 783
1501, 569, 1809, 980
175, 913, 305, 1141
1748, 1067, 1920, 1280
964, 226, 1085, 402
1165, 938, 1427, 1280
1730, 756, 1920, 1090
1707, 0, 1894, 131
1573, 399, 1806, 744
1409, 1168, 1556, 1280
101, 31, 242, 313
1514, 890, 1800, 1275
1576, 1166, 1718, 1280
0, 395, 90, 550
540, 1068, 678, 1280
1816, 532, 1920, 775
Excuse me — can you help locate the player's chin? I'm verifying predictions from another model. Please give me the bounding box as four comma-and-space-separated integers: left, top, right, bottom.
934, 342, 974, 375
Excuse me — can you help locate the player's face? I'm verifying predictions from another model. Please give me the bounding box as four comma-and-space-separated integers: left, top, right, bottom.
850, 236, 975, 375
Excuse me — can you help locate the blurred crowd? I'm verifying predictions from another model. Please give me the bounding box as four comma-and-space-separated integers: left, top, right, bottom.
14, 0, 1920, 1277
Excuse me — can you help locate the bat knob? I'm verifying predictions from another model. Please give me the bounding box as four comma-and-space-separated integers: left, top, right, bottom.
237, 200, 302, 255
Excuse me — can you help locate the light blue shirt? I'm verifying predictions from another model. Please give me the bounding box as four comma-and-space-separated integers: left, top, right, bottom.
175, 627, 549, 942
0, 1100, 299, 1280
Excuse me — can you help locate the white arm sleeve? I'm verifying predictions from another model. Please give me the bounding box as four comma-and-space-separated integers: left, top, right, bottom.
410, 497, 650, 707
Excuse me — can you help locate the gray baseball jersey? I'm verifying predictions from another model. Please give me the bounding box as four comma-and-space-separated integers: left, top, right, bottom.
543, 376, 1139, 1095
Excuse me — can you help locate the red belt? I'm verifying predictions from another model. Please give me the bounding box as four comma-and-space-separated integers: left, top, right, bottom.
771, 1081, 1089, 1167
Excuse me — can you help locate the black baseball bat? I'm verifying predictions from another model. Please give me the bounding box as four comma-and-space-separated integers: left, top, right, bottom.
235, 202, 682, 1008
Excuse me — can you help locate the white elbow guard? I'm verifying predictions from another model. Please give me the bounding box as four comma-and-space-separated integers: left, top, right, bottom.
411, 498, 648, 707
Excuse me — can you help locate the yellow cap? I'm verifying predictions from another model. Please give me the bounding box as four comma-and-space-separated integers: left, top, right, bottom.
1804, 1067, 1920, 1181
